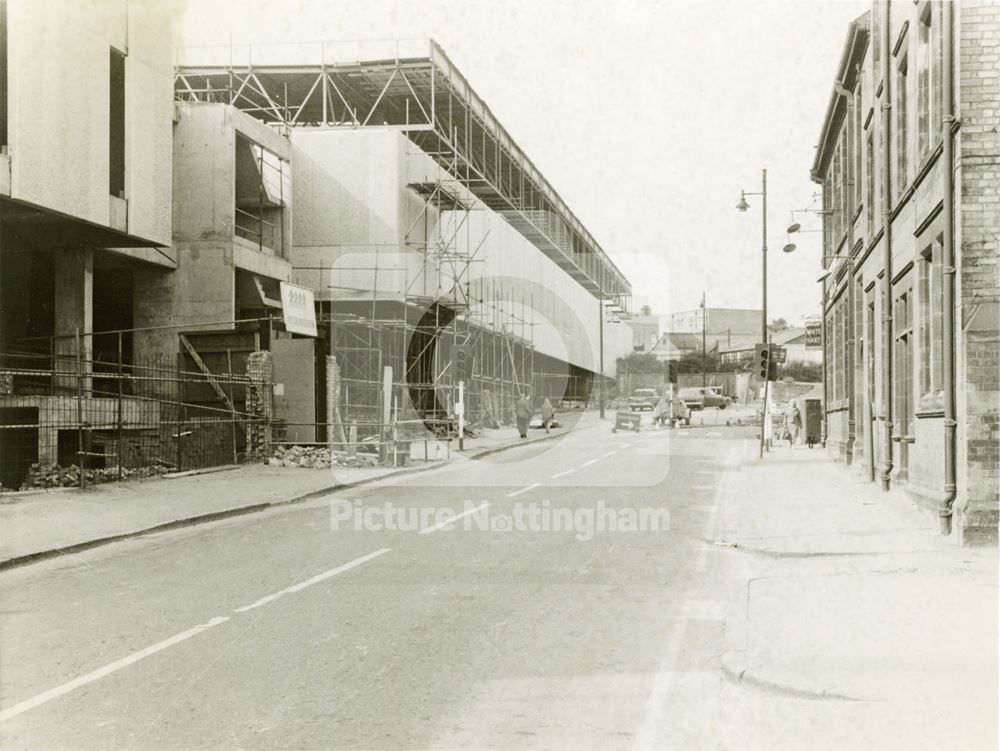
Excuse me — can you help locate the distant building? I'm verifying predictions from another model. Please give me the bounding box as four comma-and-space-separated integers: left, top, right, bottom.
624, 305, 665, 352
669, 307, 761, 338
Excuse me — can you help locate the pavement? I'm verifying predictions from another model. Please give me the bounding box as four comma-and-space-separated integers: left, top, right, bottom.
0, 411, 995, 749
0, 413, 577, 570
717, 440, 999, 750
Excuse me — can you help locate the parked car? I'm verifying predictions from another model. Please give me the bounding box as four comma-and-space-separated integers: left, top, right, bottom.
628, 388, 658, 412
678, 386, 730, 410
677, 387, 705, 411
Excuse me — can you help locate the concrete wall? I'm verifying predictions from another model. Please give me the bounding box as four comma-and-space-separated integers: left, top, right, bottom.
5, 0, 175, 245
288, 127, 633, 375
133, 103, 294, 363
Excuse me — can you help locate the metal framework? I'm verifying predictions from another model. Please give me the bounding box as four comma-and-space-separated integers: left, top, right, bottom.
174, 39, 631, 310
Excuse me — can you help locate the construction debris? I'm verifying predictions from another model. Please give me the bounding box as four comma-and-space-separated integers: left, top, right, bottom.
18, 462, 173, 490
266, 445, 380, 469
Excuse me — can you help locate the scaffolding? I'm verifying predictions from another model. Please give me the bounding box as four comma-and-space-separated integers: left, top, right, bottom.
174, 39, 626, 435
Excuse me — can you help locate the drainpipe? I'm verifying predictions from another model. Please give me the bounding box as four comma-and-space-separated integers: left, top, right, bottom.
836, 78, 857, 467
880, 3, 894, 491
940, 1, 958, 533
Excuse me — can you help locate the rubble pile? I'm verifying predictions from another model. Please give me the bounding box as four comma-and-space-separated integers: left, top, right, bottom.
19, 462, 172, 490
266, 445, 381, 469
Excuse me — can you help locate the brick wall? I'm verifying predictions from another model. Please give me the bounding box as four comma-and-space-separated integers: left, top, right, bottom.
958, 0, 1000, 544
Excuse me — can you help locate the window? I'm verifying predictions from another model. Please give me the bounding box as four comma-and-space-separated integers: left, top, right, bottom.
894, 284, 913, 435
918, 236, 944, 396
109, 48, 126, 198
234, 135, 289, 255
829, 295, 849, 403
872, 0, 882, 78
866, 129, 875, 238
895, 53, 909, 198
854, 88, 863, 210
931, 2, 944, 145
917, 4, 932, 157
832, 137, 843, 243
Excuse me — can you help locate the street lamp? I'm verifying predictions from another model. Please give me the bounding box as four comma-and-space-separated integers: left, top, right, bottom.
735, 169, 768, 345
736, 169, 769, 458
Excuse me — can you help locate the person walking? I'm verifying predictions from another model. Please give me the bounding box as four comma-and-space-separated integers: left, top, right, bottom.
540, 397, 555, 434
790, 402, 802, 447
515, 393, 533, 439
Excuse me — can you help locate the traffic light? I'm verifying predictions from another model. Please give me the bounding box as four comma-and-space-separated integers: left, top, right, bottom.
454, 343, 472, 382
755, 343, 771, 381
665, 360, 676, 385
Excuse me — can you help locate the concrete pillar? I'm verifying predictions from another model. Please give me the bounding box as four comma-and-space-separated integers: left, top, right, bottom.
53, 249, 93, 394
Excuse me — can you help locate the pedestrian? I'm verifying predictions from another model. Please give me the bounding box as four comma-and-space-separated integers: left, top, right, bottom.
790, 402, 802, 447
515, 393, 532, 439
540, 397, 555, 433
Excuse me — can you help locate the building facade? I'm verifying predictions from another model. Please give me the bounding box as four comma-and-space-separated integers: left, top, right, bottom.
812, 1, 999, 544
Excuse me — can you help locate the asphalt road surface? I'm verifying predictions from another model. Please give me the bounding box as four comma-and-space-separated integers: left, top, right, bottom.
1, 417, 750, 749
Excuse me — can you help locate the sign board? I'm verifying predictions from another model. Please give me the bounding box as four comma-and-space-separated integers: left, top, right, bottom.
613, 411, 641, 433
805, 320, 822, 349
771, 346, 787, 364
279, 282, 317, 337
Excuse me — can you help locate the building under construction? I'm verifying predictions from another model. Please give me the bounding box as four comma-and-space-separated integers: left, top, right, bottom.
175, 40, 634, 438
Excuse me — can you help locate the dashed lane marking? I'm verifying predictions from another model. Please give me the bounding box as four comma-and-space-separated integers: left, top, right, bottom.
580, 458, 599, 467
505, 483, 541, 498
0, 548, 394, 724
0, 616, 231, 724
551, 468, 576, 478
418, 503, 489, 535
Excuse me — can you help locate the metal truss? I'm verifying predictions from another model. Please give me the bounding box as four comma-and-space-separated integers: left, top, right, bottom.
174, 39, 631, 311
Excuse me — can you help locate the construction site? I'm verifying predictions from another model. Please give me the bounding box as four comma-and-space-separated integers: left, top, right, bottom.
173, 39, 634, 445
0, 25, 635, 490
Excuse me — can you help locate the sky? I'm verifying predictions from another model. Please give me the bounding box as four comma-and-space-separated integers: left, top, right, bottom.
179, 0, 869, 325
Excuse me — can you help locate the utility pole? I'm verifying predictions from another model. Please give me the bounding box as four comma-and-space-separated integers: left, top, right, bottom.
701, 291, 707, 388
598, 294, 605, 419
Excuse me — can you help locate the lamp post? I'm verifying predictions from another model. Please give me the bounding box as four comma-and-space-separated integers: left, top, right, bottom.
599, 294, 605, 419
736, 169, 768, 345
737, 169, 769, 457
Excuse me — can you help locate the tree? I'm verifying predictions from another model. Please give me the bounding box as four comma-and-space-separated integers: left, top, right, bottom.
618, 352, 664, 374
769, 317, 790, 333
780, 361, 822, 382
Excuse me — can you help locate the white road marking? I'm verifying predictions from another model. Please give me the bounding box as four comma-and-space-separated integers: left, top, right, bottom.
232, 593, 283, 614
604, 450, 618, 457
235, 548, 392, 610
1, 547, 394, 724
282, 548, 391, 593
505, 483, 541, 498
580, 458, 599, 467
419, 503, 489, 535
551, 468, 576, 478
0, 616, 230, 724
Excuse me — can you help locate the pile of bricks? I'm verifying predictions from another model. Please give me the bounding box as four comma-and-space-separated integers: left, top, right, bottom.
266, 445, 380, 470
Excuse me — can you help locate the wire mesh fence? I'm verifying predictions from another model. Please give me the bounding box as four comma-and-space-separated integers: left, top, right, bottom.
0, 343, 271, 492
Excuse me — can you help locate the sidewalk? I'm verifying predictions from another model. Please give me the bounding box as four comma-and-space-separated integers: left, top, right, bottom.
719, 443, 998, 750
0, 415, 580, 570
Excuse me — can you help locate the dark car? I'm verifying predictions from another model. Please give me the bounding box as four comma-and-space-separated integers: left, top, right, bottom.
628, 388, 658, 412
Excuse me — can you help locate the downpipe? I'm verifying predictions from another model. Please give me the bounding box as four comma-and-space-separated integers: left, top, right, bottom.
835, 79, 858, 467
880, 7, 894, 492
939, 1, 958, 534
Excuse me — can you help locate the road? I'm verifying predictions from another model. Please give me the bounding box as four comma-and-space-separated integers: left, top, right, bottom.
1, 415, 750, 749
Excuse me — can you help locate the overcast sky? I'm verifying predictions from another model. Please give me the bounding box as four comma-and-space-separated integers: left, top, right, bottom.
180, 0, 869, 324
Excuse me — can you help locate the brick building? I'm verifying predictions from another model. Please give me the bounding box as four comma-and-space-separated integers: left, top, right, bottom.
812, 1, 998, 544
